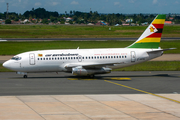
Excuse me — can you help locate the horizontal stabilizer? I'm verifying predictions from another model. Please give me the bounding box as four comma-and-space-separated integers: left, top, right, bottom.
147, 48, 176, 53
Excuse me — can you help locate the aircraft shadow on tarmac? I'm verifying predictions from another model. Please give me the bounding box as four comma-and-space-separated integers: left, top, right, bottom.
10, 73, 179, 81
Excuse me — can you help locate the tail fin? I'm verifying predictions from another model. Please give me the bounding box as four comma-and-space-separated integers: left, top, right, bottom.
127, 14, 166, 49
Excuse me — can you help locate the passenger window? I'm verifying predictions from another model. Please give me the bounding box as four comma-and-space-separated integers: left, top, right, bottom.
111, 56, 113, 58
119, 56, 121, 58
117, 56, 118, 58
122, 56, 124, 58
114, 56, 116, 58
43, 58, 45, 60
49, 58, 51, 60
92, 57, 93, 59
46, 58, 48, 60
86, 57, 88, 59
94, 56, 96, 59
108, 56, 110, 58
97, 56, 99, 59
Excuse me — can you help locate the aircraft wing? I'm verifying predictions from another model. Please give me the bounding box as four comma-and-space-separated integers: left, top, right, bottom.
65, 62, 122, 69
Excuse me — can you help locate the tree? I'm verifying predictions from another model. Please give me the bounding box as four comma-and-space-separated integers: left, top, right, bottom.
70, 10, 72, 16
5, 19, 11, 24
42, 18, 49, 24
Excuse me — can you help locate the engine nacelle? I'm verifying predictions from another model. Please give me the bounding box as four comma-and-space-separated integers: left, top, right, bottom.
72, 67, 111, 76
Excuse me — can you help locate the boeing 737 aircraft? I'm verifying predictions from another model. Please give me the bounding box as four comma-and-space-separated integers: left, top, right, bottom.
3, 14, 174, 78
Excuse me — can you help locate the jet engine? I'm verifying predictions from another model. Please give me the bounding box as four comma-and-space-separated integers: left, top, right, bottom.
72, 67, 111, 76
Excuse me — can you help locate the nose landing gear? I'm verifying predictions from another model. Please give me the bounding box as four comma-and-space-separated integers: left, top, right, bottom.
16, 72, 28, 78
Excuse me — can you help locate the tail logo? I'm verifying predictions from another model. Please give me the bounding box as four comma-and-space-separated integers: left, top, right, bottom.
127, 14, 166, 49
149, 26, 155, 32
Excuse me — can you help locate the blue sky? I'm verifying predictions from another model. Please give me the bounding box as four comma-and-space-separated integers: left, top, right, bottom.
0, 0, 179, 14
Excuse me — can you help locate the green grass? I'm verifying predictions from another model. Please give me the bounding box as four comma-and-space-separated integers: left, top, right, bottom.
114, 61, 180, 71
0, 25, 180, 38
0, 40, 179, 55
1, 61, 180, 72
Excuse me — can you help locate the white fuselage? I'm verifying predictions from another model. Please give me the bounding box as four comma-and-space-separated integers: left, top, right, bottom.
3, 48, 162, 75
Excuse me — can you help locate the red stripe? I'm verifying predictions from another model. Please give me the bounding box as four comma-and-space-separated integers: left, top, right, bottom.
152, 24, 164, 29
146, 33, 162, 38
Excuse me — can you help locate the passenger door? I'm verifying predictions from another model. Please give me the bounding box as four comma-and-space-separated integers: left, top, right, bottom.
29, 53, 35, 65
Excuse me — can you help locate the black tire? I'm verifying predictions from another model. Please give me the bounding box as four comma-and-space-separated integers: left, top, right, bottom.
23, 75, 27, 78
90, 74, 94, 78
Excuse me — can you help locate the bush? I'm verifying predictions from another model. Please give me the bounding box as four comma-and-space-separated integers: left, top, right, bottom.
5, 19, 11, 24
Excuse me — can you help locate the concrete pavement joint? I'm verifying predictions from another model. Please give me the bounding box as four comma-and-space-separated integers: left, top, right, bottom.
85, 95, 138, 120
51, 95, 93, 120
16, 96, 46, 120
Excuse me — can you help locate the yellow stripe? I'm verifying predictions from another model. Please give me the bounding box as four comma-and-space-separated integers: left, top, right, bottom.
105, 80, 180, 104
152, 19, 165, 24
136, 38, 161, 43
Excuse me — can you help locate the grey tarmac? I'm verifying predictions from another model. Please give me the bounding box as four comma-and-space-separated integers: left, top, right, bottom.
2, 37, 180, 41
0, 71, 180, 120
0, 71, 180, 96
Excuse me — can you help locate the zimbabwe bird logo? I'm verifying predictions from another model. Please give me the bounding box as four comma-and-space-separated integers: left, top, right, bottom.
149, 26, 155, 32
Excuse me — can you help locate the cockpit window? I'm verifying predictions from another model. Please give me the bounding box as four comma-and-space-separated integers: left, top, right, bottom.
11, 56, 22, 61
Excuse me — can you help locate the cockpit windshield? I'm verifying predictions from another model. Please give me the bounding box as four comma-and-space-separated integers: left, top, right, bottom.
11, 56, 22, 61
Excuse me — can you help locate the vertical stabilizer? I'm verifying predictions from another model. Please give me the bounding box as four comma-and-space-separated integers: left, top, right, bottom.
128, 14, 166, 49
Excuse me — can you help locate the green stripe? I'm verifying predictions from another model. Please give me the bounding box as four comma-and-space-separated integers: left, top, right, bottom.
156, 14, 166, 19
128, 42, 160, 49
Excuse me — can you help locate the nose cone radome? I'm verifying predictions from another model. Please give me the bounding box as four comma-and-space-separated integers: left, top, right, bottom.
3, 61, 10, 69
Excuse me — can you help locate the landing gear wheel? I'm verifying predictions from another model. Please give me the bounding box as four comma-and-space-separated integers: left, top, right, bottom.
23, 75, 27, 78
90, 74, 94, 78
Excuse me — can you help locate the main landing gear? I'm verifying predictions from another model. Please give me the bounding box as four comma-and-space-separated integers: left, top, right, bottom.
23, 75, 28, 78
89, 74, 95, 78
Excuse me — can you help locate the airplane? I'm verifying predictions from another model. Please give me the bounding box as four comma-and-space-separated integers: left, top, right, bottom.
3, 14, 175, 78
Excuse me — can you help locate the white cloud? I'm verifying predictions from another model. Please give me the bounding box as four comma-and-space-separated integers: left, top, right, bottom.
114, 2, 120, 5
0, 0, 5, 3
71, 1, 79, 5
129, 0, 135, 3
153, 0, 158, 4
175, 1, 179, 4
35, 2, 41, 6
52, 2, 58, 6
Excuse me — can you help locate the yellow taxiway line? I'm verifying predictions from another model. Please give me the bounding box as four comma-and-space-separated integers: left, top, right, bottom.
105, 80, 180, 104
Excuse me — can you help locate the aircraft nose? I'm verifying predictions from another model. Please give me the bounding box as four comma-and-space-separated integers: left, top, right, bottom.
3, 61, 10, 69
